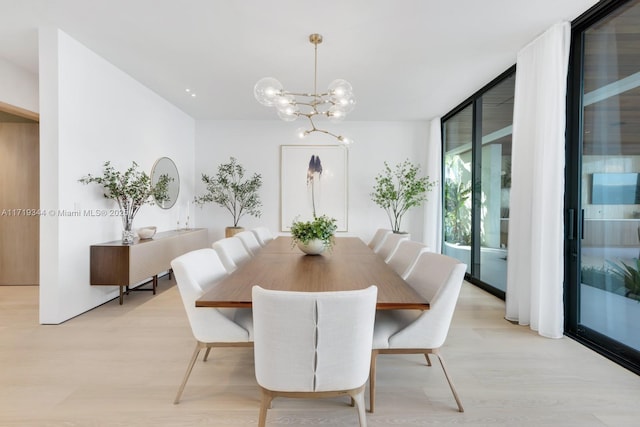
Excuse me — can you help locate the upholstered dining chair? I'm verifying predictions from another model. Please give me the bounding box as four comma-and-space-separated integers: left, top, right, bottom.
212, 237, 252, 273
171, 248, 253, 404
252, 285, 378, 427
375, 232, 410, 261
235, 230, 262, 256
369, 251, 466, 413
368, 228, 392, 252
251, 226, 274, 247
385, 239, 429, 279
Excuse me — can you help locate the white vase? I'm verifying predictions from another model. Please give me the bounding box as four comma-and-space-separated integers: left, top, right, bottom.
297, 239, 326, 255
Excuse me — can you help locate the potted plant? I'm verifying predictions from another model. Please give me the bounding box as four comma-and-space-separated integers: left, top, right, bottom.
80, 161, 171, 244
370, 159, 436, 234
290, 215, 337, 255
195, 157, 263, 237
607, 259, 640, 301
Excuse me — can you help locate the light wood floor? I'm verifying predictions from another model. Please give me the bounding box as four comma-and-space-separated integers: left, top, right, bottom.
1, 278, 638, 426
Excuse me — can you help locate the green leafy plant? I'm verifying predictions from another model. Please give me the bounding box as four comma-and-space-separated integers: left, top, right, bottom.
444, 155, 472, 245
370, 159, 436, 233
195, 157, 263, 227
290, 215, 338, 250
607, 259, 640, 300
80, 161, 171, 231
444, 178, 472, 245
581, 265, 625, 295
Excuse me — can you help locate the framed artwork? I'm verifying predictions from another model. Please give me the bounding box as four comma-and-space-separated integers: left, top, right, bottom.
280, 145, 348, 232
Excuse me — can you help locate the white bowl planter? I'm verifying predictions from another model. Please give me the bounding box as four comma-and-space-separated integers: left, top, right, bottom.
297, 239, 326, 255
137, 226, 157, 240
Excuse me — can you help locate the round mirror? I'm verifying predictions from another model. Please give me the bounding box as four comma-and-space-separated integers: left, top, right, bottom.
151, 157, 180, 209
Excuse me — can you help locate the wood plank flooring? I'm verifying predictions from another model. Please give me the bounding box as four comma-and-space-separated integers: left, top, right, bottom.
0, 277, 638, 426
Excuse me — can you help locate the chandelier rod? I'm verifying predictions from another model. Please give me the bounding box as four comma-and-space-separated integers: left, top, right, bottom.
310, 33, 322, 111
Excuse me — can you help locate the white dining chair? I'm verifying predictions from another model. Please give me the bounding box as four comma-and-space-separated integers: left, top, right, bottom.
375, 232, 410, 261
171, 248, 253, 404
368, 228, 392, 252
235, 230, 262, 256
369, 251, 466, 413
252, 285, 378, 427
212, 237, 252, 273
385, 239, 429, 279
251, 226, 274, 247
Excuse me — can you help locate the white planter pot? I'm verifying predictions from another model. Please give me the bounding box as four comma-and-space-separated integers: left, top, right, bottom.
297, 239, 326, 255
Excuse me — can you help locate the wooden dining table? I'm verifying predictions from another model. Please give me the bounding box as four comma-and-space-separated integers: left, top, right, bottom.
196, 236, 429, 310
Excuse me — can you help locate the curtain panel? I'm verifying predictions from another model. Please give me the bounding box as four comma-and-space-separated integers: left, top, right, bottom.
505, 22, 570, 339
424, 117, 442, 253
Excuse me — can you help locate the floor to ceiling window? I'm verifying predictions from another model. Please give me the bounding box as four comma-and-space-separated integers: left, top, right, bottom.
566, 0, 640, 374
442, 69, 515, 297
443, 104, 473, 273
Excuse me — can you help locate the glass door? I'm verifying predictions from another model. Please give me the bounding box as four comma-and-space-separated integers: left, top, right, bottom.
443, 104, 473, 273
442, 70, 514, 297
566, 0, 640, 373
479, 75, 515, 292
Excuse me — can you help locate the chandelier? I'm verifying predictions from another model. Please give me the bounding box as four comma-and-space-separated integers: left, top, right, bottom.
254, 33, 355, 145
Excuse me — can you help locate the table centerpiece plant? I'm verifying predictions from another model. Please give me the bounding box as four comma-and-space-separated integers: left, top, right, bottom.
80, 161, 171, 244
194, 157, 263, 237
290, 214, 337, 255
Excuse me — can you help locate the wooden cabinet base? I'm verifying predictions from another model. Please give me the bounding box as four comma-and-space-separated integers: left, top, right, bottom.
90, 228, 208, 304
118, 274, 159, 306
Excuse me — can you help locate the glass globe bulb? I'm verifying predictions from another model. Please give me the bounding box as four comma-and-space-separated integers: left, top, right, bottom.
338, 135, 354, 145
327, 107, 346, 123
277, 107, 298, 122
275, 94, 296, 112
336, 97, 356, 113
328, 79, 353, 101
254, 77, 283, 107
296, 127, 308, 139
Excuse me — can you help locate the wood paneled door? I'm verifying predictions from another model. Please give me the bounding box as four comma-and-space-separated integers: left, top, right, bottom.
0, 116, 39, 285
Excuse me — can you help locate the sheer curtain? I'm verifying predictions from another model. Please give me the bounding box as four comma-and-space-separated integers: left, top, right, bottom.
505, 22, 570, 339
424, 117, 442, 253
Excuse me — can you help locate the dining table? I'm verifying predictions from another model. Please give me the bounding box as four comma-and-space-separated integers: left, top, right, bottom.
196, 236, 429, 310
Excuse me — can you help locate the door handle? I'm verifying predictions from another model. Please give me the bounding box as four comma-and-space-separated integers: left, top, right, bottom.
568, 209, 575, 240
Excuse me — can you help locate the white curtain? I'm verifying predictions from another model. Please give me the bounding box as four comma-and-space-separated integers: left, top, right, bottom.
505, 22, 570, 339
424, 117, 442, 253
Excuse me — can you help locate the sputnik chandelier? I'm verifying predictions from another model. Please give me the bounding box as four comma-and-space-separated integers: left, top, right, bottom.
254, 33, 355, 145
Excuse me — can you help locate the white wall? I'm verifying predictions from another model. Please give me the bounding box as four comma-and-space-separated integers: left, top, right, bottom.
39, 28, 195, 324
194, 120, 430, 244
0, 56, 38, 113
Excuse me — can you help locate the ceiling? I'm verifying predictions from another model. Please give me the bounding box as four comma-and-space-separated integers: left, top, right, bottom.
0, 0, 598, 121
